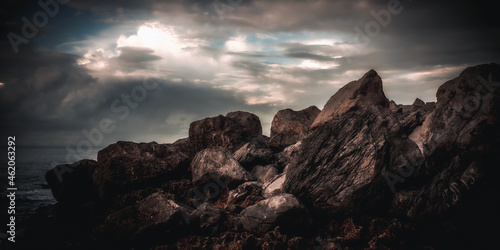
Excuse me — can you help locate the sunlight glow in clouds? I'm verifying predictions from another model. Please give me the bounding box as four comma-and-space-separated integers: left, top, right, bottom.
117, 22, 185, 56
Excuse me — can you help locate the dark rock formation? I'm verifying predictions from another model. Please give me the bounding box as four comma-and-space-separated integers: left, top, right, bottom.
189, 111, 262, 153
45, 159, 98, 203
312, 69, 389, 127
285, 70, 424, 215
268, 106, 320, 149
190, 148, 254, 187
239, 193, 306, 234
397, 63, 500, 219
226, 181, 264, 213
103, 191, 186, 246
251, 164, 279, 184
233, 138, 274, 169
22, 63, 500, 249
93, 141, 190, 199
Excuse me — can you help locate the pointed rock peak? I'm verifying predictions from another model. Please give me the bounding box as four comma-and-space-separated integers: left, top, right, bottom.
413, 98, 425, 107
312, 69, 389, 127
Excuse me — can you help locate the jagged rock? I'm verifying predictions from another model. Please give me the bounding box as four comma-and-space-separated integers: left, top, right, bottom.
45, 159, 98, 203
263, 173, 286, 198
392, 98, 435, 136
251, 165, 279, 184
268, 106, 321, 149
93, 141, 190, 199
233, 138, 274, 169
189, 111, 262, 153
397, 63, 500, 219
239, 193, 306, 234
191, 148, 254, 187
226, 181, 264, 213
312, 70, 389, 127
276, 141, 302, 170
285, 70, 425, 215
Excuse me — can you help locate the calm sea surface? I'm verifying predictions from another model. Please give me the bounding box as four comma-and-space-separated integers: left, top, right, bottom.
1, 146, 101, 219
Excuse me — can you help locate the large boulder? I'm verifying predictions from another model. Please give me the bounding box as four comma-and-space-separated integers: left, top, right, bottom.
268, 106, 320, 149
93, 141, 190, 199
285, 70, 425, 216
396, 63, 500, 219
233, 138, 274, 169
191, 148, 254, 187
45, 159, 98, 203
239, 193, 307, 234
189, 111, 262, 153
312, 69, 389, 127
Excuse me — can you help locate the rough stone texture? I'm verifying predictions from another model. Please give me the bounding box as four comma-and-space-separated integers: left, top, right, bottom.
312, 70, 389, 127
189, 111, 262, 153
191, 148, 254, 186
32, 64, 500, 250
233, 138, 274, 169
263, 173, 286, 198
251, 164, 279, 184
395, 63, 500, 219
188, 202, 222, 233
45, 159, 98, 203
285, 70, 425, 215
391, 98, 435, 136
104, 192, 185, 245
268, 106, 321, 149
226, 181, 264, 213
239, 193, 306, 234
93, 141, 190, 199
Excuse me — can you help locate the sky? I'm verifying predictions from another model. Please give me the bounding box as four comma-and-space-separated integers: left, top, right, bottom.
0, 0, 499, 147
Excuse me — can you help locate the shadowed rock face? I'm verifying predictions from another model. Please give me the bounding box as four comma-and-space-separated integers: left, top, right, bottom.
395, 63, 500, 219
45, 159, 98, 203
268, 106, 320, 149
285, 104, 424, 215
32, 63, 500, 249
239, 193, 305, 234
189, 111, 262, 153
312, 69, 389, 128
93, 141, 190, 199
191, 148, 254, 187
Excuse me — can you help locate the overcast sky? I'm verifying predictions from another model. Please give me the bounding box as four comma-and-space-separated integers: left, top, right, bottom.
1, 0, 499, 146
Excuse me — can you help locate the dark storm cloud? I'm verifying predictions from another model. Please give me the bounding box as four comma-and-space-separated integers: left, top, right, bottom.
231, 60, 270, 77
0, 44, 273, 146
1, 0, 499, 146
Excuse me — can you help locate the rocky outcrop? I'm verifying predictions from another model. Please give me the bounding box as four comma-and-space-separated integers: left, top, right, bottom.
191, 148, 254, 187
285, 70, 424, 215
45, 159, 98, 203
268, 106, 320, 149
27, 63, 500, 249
312, 69, 389, 127
93, 141, 190, 199
233, 138, 274, 169
239, 193, 306, 234
395, 63, 500, 219
188, 111, 262, 153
